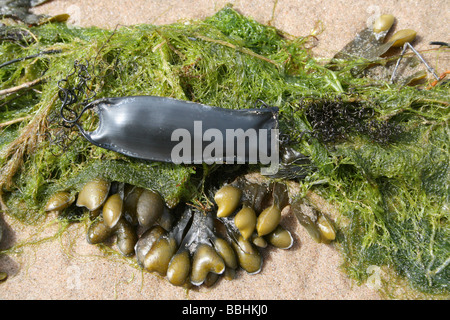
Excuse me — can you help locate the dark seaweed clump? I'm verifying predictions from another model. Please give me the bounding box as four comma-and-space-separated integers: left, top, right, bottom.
303, 97, 402, 145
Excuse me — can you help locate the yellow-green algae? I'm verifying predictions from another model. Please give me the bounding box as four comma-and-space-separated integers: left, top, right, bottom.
0, 6, 449, 298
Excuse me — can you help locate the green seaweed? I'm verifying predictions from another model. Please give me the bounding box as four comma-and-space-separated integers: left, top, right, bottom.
0, 5, 449, 298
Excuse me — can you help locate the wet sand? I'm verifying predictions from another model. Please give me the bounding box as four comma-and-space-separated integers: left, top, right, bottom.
1, 0, 448, 300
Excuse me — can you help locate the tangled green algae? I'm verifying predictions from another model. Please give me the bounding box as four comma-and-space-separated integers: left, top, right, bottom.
1, 5, 449, 297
